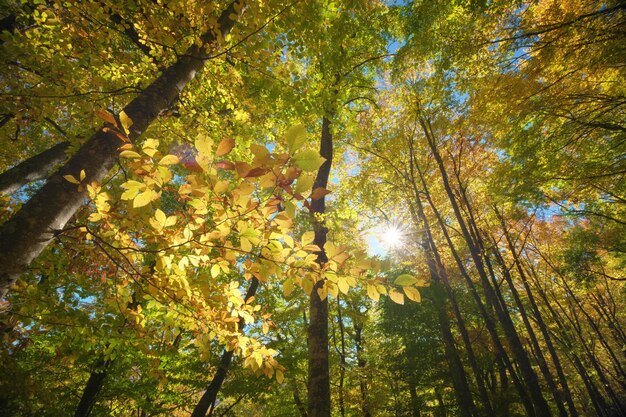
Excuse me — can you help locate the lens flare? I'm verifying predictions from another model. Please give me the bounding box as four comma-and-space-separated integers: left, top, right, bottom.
381, 225, 403, 249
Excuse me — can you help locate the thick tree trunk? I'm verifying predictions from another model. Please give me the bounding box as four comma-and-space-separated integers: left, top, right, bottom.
307, 114, 334, 417
73, 358, 111, 417
0, 141, 70, 195
190, 278, 259, 417
0, 0, 243, 299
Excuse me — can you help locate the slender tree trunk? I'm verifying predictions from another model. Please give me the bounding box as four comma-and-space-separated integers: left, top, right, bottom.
337, 298, 347, 417
406, 137, 485, 416
412, 156, 536, 416
190, 278, 259, 417
408, 380, 421, 417
496, 210, 579, 417
74, 358, 111, 417
354, 322, 372, 417
293, 386, 308, 417
307, 113, 334, 417
418, 113, 552, 417
0, 141, 70, 194
490, 244, 568, 417
0, 0, 244, 298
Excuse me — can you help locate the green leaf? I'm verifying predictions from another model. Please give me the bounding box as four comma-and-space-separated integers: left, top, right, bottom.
285, 124, 307, 153
293, 149, 326, 172
394, 274, 418, 286
294, 174, 314, 194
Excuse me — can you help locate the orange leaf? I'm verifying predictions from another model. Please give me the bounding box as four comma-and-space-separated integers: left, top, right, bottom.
214, 160, 235, 170
310, 187, 331, 200
245, 167, 269, 178
96, 108, 116, 125
235, 162, 251, 177
216, 137, 235, 156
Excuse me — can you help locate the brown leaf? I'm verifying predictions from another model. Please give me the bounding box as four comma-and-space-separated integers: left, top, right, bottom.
96, 108, 116, 125
235, 162, 251, 177
245, 167, 269, 178
214, 160, 235, 170
216, 137, 235, 156
103, 127, 129, 143
310, 187, 331, 200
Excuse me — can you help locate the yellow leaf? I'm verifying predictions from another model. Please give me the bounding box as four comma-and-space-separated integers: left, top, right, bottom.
154, 208, 166, 225
337, 278, 350, 294
283, 279, 294, 297
63, 174, 80, 184
240, 237, 252, 252
79, 169, 86, 181
301, 231, 315, 246
327, 282, 338, 299
213, 180, 229, 194
403, 286, 421, 303
294, 174, 314, 195
317, 283, 328, 300
395, 274, 418, 286
293, 149, 326, 172
195, 133, 213, 155
120, 150, 141, 159
133, 190, 155, 208
119, 110, 133, 135
211, 264, 221, 278
276, 369, 284, 384
158, 155, 179, 165
367, 284, 380, 302
389, 289, 405, 305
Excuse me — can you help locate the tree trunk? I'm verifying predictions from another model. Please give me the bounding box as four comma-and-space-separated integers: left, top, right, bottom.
419, 114, 552, 417
412, 156, 536, 416
337, 298, 347, 417
0, 0, 243, 299
496, 210, 579, 417
354, 322, 372, 417
406, 142, 491, 415
307, 114, 334, 417
0, 141, 70, 195
73, 358, 111, 417
190, 278, 259, 417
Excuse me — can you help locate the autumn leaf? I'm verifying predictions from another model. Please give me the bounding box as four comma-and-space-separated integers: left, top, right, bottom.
216, 137, 235, 156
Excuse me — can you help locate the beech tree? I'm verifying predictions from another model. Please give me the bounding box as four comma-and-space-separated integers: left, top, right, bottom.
1, 0, 625, 416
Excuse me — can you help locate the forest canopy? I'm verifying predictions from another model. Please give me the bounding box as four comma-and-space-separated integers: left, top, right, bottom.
0, 1, 625, 416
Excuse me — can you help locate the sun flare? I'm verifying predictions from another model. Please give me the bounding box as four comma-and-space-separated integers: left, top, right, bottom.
380, 225, 404, 249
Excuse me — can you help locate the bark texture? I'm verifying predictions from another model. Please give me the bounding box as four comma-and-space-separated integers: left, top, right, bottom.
73, 358, 111, 417
0, 1, 243, 298
307, 115, 334, 417
0, 141, 70, 195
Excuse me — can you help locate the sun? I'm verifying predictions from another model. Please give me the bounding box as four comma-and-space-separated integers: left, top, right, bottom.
380, 224, 404, 249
